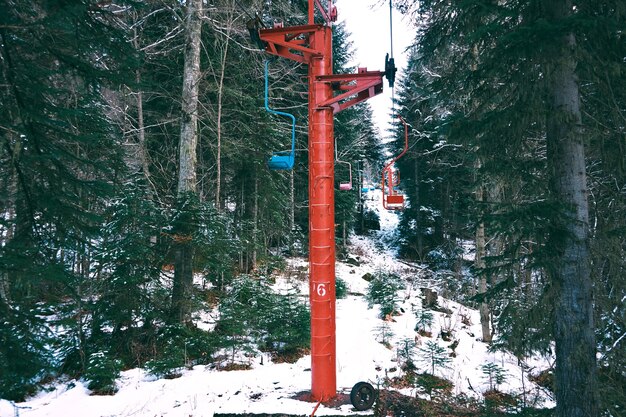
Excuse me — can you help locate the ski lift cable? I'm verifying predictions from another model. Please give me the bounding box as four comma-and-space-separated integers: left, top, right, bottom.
389, 0, 394, 60
389, 0, 395, 116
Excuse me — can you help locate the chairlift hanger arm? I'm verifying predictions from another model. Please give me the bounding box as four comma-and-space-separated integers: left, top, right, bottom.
264, 60, 296, 170
382, 115, 409, 172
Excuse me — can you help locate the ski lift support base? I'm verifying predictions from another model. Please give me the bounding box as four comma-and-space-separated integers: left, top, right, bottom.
258, 0, 384, 402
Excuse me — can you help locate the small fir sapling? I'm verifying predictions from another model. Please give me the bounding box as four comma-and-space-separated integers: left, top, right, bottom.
396, 338, 418, 371
335, 276, 348, 299
366, 271, 404, 318
144, 325, 188, 378
419, 340, 451, 376
84, 351, 122, 395
375, 321, 394, 348
414, 309, 434, 336
481, 362, 508, 391
215, 275, 310, 363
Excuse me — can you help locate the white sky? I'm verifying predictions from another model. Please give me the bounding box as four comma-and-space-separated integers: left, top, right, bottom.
334, 0, 415, 138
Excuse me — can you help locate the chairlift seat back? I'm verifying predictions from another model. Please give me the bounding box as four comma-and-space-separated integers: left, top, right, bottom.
339, 182, 352, 191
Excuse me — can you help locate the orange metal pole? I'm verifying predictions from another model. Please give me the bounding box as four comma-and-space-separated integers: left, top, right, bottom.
308, 0, 314, 24
308, 25, 336, 401
258, 2, 382, 400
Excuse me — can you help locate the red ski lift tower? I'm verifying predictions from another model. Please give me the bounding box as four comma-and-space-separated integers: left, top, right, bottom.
257, 0, 391, 401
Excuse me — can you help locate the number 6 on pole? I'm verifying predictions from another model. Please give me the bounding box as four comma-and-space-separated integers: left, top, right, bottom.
315, 283, 327, 297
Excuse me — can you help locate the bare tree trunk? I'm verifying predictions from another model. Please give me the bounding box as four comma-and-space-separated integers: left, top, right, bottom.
171, 0, 203, 324
131, 27, 152, 190
289, 169, 295, 254
136, 78, 149, 179
544, 1, 597, 415
215, 21, 231, 209
0, 133, 23, 307
239, 181, 245, 271
475, 180, 491, 343
414, 158, 423, 258
0, 172, 16, 307
177, 0, 202, 195
358, 164, 364, 233
252, 174, 258, 270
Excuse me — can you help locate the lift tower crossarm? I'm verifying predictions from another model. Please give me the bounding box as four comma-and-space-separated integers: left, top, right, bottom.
259, 24, 325, 64
316, 68, 384, 114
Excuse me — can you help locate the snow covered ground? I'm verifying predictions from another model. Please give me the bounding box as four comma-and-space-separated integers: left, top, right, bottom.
2, 190, 554, 417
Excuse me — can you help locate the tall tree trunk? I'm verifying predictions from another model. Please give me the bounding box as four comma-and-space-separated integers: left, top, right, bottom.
475, 182, 491, 343
414, 158, 423, 258
215, 25, 231, 210
171, 0, 203, 324
252, 174, 258, 270
0, 171, 17, 307
131, 27, 152, 192
359, 164, 364, 233
474, 156, 491, 342
544, 1, 597, 416
289, 169, 295, 254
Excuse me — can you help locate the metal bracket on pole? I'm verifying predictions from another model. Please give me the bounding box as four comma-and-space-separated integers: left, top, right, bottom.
259, 24, 325, 63
316, 68, 385, 114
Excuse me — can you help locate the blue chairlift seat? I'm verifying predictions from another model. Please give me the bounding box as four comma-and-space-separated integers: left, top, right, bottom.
268, 152, 294, 170
264, 60, 296, 171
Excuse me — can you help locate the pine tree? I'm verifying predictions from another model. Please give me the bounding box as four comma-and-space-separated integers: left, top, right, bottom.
396, 338, 417, 371
419, 340, 451, 376
91, 177, 168, 362
480, 362, 507, 392
366, 271, 404, 318
414, 309, 434, 335
543, 1, 597, 415
393, 1, 618, 414
84, 351, 122, 395
0, 0, 135, 396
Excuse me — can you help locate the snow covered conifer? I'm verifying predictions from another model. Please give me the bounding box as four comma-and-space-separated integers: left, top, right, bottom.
366, 271, 404, 318
396, 338, 418, 371
414, 309, 434, 335
84, 351, 122, 395
419, 340, 451, 376
480, 362, 507, 392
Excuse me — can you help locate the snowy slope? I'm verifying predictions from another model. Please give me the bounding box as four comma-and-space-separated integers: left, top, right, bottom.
3, 189, 554, 417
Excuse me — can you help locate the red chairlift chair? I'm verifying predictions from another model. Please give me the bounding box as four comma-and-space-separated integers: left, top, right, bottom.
339, 161, 352, 190
382, 115, 409, 210
335, 139, 352, 191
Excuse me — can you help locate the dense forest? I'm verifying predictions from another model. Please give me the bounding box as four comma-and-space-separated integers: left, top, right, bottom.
0, 1, 624, 416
